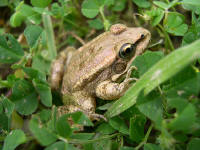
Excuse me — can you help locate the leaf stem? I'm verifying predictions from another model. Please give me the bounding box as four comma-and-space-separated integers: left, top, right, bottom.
157, 24, 174, 51
135, 124, 153, 150
99, 6, 110, 31
42, 8, 57, 60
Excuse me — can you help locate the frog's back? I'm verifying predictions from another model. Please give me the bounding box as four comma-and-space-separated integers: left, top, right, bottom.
62, 32, 117, 93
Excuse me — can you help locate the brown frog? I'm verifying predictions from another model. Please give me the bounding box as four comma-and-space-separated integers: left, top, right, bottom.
50, 24, 151, 120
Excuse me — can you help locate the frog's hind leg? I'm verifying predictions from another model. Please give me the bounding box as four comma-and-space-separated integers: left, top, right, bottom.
49, 47, 76, 89
58, 91, 106, 121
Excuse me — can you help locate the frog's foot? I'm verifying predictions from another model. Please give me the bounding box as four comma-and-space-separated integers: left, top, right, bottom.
111, 65, 138, 82
57, 105, 106, 121
124, 65, 138, 83
88, 113, 107, 121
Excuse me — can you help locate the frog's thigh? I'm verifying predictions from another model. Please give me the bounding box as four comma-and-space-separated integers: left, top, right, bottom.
50, 47, 76, 89
96, 79, 131, 100
72, 91, 96, 113
58, 91, 95, 112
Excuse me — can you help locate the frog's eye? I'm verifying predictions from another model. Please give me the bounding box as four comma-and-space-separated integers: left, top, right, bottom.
119, 43, 136, 59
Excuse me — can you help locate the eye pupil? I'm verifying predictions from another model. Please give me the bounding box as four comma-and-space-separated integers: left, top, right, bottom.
119, 43, 136, 59
141, 34, 144, 39
126, 47, 131, 53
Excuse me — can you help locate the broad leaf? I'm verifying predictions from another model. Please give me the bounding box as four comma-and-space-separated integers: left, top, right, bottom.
33, 79, 52, 107
11, 80, 38, 115
109, 116, 129, 135
81, 0, 102, 18
3, 129, 26, 150
0, 34, 24, 64
31, 0, 52, 8
24, 25, 43, 48
56, 114, 72, 138
29, 117, 57, 146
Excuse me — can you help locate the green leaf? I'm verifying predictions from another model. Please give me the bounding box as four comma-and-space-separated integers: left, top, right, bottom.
56, 114, 72, 138
10, 12, 26, 27
187, 138, 200, 150
168, 103, 196, 132
96, 123, 116, 134
3, 129, 26, 150
51, 2, 71, 18
0, 113, 9, 130
87, 139, 113, 150
164, 12, 188, 36
32, 54, 51, 74
109, 116, 129, 135
0, 34, 24, 64
70, 133, 94, 141
146, 8, 164, 27
105, 39, 200, 118
182, 13, 200, 46
132, 51, 164, 76
81, 0, 102, 18
137, 92, 163, 126
153, 1, 169, 9
132, 0, 151, 8
120, 146, 135, 150
104, 0, 114, 6
167, 98, 188, 114
29, 117, 57, 146
88, 18, 104, 30
45, 141, 67, 150
0, 96, 14, 117
24, 25, 43, 48
70, 111, 93, 126
39, 109, 51, 123
31, 0, 52, 8
182, 0, 200, 6
23, 67, 46, 82
51, 3, 64, 18
10, 3, 41, 27
11, 80, 38, 115
112, 0, 126, 12
144, 143, 161, 150
97, 102, 114, 110
164, 67, 199, 98
182, 1, 200, 15
129, 114, 146, 142
33, 79, 52, 107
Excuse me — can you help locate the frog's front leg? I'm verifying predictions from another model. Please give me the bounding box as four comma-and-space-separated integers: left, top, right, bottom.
96, 66, 137, 100
50, 47, 75, 89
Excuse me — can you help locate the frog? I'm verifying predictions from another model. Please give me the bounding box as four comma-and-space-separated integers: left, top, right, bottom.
50, 24, 151, 120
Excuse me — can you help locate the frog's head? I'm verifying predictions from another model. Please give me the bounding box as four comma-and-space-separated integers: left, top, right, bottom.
110, 24, 151, 75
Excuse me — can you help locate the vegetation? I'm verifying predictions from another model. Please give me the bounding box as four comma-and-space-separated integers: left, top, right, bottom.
0, 0, 200, 149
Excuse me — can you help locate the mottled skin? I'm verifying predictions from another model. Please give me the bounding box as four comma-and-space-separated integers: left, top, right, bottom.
50, 24, 151, 119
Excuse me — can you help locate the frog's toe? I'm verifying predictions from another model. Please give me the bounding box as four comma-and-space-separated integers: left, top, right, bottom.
89, 113, 107, 121
126, 66, 138, 78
